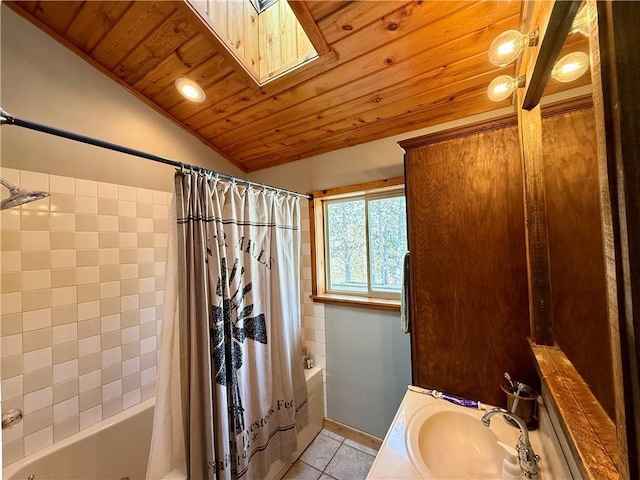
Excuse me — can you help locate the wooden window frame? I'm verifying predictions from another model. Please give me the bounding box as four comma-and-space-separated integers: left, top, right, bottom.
309, 177, 404, 311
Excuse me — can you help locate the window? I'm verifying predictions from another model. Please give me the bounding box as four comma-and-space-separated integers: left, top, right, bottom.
310, 178, 407, 309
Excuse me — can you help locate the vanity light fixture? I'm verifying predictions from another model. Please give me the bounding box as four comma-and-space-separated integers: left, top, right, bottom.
551, 52, 590, 83
487, 75, 525, 102
570, 4, 590, 37
488, 30, 539, 67
174, 78, 206, 103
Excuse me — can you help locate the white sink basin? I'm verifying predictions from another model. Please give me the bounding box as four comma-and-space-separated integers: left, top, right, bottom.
406, 406, 504, 479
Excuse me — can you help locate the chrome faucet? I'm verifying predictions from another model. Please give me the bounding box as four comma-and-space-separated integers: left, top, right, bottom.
481, 407, 541, 480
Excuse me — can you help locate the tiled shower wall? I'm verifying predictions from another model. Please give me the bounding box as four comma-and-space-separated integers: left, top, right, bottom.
0, 168, 170, 466
299, 200, 327, 416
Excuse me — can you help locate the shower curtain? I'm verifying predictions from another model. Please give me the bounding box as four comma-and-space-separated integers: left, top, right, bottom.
147, 171, 308, 480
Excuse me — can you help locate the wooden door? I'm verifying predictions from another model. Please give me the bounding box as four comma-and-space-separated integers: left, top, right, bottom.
401, 117, 536, 407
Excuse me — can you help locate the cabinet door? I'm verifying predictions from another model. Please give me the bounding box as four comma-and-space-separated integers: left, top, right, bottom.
404, 122, 535, 406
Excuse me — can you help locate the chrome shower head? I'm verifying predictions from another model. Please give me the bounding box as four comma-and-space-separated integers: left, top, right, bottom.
0, 178, 49, 210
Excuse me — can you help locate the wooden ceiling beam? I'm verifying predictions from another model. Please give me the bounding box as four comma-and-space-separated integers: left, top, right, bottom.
287, 1, 331, 55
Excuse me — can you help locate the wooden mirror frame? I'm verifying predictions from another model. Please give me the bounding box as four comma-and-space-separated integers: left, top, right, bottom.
517, 1, 639, 479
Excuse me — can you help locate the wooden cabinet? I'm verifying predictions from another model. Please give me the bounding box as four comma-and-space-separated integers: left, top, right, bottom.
400, 117, 537, 407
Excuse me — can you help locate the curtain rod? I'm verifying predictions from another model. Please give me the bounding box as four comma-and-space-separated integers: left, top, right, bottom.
0, 109, 312, 200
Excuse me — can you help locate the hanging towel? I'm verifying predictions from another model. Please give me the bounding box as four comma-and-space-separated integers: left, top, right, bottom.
401, 251, 410, 334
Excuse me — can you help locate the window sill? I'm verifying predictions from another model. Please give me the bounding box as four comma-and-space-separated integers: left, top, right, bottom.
310, 293, 400, 311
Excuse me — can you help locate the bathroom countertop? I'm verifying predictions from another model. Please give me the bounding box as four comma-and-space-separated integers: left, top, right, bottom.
366, 387, 574, 479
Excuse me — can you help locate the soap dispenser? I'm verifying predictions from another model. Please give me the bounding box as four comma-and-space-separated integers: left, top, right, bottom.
497, 441, 521, 480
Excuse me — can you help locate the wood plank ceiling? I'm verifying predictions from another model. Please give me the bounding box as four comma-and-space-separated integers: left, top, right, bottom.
7, 0, 526, 172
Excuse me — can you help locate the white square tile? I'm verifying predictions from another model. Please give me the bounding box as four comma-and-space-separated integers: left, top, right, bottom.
137, 218, 153, 233
138, 277, 155, 293
52, 323, 78, 345
121, 326, 140, 345
52, 287, 77, 307
100, 281, 120, 299
23, 309, 52, 332
98, 216, 118, 232
77, 267, 99, 285
101, 346, 121, 368
53, 359, 78, 384
23, 270, 51, 291
154, 233, 168, 248
141, 366, 157, 386
137, 248, 154, 263
21, 231, 50, 251
49, 175, 75, 194
51, 250, 76, 268
312, 304, 325, 318
122, 357, 141, 377
24, 426, 53, 456
53, 396, 78, 423
152, 191, 167, 206
102, 379, 122, 402
76, 232, 98, 249
1, 209, 21, 230
137, 188, 153, 204
139, 306, 155, 323
1, 375, 23, 399
118, 201, 136, 217
100, 314, 121, 333
80, 405, 102, 430
1, 292, 22, 314
77, 301, 100, 321
21, 171, 49, 191
120, 264, 138, 280
24, 347, 52, 373
98, 248, 119, 265
79, 371, 101, 393
153, 204, 168, 219
118, 185, 136, 201
121, 295, 139, 313
24, 386, 53, 414
2, 418, 23, 444
140, 336, 156, 355
123, 388, 141, 409
75, 179, 97, 197
78, 335, 101, 357
119, 233, 137, 248
1, 333, 22, 358
1, 251, 21, 271
98, 182, 118, 199
51, 212, 76, 231
76, 200, 97, 216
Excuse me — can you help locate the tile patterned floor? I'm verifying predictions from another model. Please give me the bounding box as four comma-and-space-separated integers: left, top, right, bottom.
283, 429, 378, 480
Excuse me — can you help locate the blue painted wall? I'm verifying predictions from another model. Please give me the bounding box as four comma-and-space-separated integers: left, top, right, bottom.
325, 304, 411, 438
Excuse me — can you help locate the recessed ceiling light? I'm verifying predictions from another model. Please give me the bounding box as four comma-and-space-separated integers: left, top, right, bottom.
174, 78, 206, 103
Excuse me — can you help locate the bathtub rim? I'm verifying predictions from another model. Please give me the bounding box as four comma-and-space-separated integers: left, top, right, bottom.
2, 397, 155, 478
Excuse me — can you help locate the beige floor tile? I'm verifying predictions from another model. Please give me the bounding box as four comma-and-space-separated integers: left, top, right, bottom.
283, 460, 322, 480
300, 433, 341, 472
325, 444, 375, 480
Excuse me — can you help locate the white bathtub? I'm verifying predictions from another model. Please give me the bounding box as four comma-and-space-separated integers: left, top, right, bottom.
3, 368, 323, 480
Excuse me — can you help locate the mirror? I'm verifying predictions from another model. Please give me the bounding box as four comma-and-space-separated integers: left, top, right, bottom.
518, 0, 633, 478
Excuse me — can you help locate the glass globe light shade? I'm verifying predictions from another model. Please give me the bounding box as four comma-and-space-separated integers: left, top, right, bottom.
570, 4, 590, 37
551, 52, 590, 83
488, 30, 529, 67
487, 75, 519, 102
